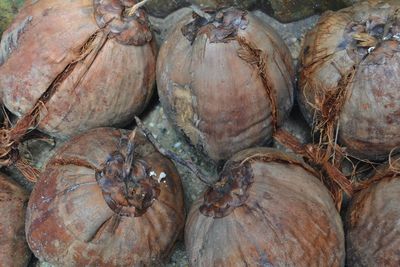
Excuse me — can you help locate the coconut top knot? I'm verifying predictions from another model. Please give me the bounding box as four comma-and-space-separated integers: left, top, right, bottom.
94, 0, 152, 46
200, 161, 254, 218
342, 1, 400, 60
181, 7, 249, 44
95, 140, 162, 217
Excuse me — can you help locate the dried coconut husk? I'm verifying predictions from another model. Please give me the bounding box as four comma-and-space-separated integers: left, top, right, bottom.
157, 7, 294, 161
299, 0, 400, 161
26, 127, 185, 266
185, 147, 345, 266
135, 118, 345, 266
274, 128, 353, 209
345, 154, 400, 266
0, 0, 156, 179
0, 173, 32, 267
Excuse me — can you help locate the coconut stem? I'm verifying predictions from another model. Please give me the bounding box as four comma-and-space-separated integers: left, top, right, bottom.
124, 129, 136, 178
134, 116, 213, 187
128, 0, 151, 16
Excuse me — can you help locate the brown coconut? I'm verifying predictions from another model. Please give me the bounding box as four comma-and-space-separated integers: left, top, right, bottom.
0, 0, 156, 139
25, 128, 185, 266
185, 147, 345, 266
0, 173, 31, 267
157, 7, 294, 161
299, 0, 400, 160
346, 157, 400, 266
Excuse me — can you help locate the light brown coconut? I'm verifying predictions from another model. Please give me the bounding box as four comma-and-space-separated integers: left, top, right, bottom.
26, 128, 185, 266
0, 173, 31, 267
346, 157, 400, 266
299, 0, 400, 160
0, 0, 156, 138
157, 7, 294, 161
185, 147, 345, 266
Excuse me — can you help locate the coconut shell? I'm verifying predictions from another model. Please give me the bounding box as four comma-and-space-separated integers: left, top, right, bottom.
0, 0, 156, 138
157, 8, 294, 161
346, 167, 400, 266
0, 173, 31, 267
185, 147, 345, 266
299, 0, 400, 160
25, 128, 185, 266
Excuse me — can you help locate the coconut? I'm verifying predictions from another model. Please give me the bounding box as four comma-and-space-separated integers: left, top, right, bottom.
299, 0, 400, 161
157, 7, 294, 161
0, 0, 156, 170
0, 173, 31, 267
25, 127, 185, 266
346, 156, 400, 266
184, 147, 345, 266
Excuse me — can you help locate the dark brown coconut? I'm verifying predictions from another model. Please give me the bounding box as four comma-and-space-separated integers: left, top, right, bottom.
25, 128, 185, 266
346, 159, 400, 266
185, 147, 345, 266
157, 7, 294, 161
299, 0, 400, 160
0, 0, 155, 139
0, 173, 31, 267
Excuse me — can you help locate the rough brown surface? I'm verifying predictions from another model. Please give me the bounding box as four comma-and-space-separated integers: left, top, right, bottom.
346, 174, 400, 266
0, 173, 31, 267
186, 147, 345, 267
299, 0, 400, 160
26, 128, 185, 266
0, 0, 156, 139
157, 8, 294, 161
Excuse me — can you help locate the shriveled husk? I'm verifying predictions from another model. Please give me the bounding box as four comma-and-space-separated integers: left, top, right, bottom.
185, 147, 345, 266
346, 155, 400, 266
299, 0, 400, 161
0, 173, 31, 267
26, 128, 185, 266
157, 7, 294, 161
0, 0, 156, 172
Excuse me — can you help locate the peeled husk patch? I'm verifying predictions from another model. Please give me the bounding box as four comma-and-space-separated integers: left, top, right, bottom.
0, 173, 31, 267
185, 147, 345, 266
157, 7, 294, 161
299, 0, 400, 161
0, 0, 156, 174
346, 155, 400, 266
26, 128, 185, 266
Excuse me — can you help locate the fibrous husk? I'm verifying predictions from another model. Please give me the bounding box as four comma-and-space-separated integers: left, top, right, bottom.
346, 155, 400, 266
26, 128, 185, 266
157, 7, 294, 161
299, 0, 400, 161
0, 0, 156, 174
185, 147, 345, 266
0, 173, 31, 267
